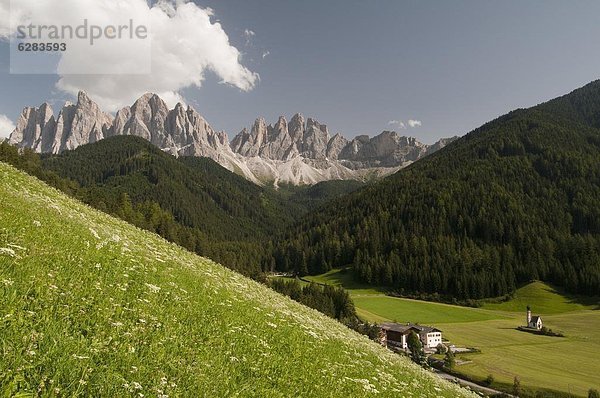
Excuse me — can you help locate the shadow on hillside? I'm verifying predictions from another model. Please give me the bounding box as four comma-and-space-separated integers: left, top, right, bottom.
534, 281, 600, 310
302, 267, 389, 294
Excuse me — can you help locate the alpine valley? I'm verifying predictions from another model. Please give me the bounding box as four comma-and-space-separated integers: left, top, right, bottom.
4, 2, 600, 397
3, 79, 600, 398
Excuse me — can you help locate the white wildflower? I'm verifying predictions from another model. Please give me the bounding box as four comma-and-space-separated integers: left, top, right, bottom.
33, 220, 41, 227
89, 228, 100, 239
145, 283, 161, 293
0, 248, 15, 257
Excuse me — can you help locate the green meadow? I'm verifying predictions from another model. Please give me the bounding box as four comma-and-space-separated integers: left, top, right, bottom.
307, 269, 600, 396
0, 163, 474, 397
353, 296, 505, 324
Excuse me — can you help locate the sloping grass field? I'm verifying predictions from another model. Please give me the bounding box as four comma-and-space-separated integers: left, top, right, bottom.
352, 296, 506, 325
311, 269, 600, 396
481, 281, 598, 314
0, 162, 474, 397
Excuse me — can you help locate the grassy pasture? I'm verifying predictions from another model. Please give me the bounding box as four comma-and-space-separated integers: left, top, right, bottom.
439, 311, 600, 397
303, 268, 385, 295
308, 267, 600, 396
481, 281, 598, 314
353, 296, 505, 324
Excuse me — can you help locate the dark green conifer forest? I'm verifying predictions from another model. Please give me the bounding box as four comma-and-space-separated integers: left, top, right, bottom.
273, 81, 600, 299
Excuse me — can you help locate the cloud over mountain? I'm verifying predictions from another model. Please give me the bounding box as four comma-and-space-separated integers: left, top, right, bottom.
1, 0, 258, 112
0, 114, 14, 138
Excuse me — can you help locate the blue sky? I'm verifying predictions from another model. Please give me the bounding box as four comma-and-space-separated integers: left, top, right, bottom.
1, 0, 600, 143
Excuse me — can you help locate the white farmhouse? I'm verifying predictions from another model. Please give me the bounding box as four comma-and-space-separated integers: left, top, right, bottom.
526, 305, 543, 330
379, 323, 443, 351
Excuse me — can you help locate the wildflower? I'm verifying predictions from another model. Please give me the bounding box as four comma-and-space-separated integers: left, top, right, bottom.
145, 283, 161, 293
132, 382, 142, 390
0, 248, 15, 257
33, 220, 41, 227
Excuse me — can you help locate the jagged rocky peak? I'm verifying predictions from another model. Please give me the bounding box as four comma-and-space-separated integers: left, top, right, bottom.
64, 91, 113, 150
231, 113, 334, 160
9, 91, 112, 153
231, 117, 267, 157
116, 92, 169, 142
301, 118, 330, 159
9, 103, 54, 151
326, 133, 349, 160
288, 113, 305, 141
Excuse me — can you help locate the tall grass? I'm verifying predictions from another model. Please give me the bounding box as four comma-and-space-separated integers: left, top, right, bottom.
0, 162, 474, 397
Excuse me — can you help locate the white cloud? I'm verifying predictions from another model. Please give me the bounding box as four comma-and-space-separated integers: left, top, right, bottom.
388, 119, 422, 129
387, 120, 406, 129
244, 29, 255, 46
262, 50, 270, 59
0, 114, 15, 138
1, 0, 259, 111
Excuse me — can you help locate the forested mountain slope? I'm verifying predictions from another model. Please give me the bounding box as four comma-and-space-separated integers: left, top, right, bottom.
274, 80, 600, 299
41, 135, 290, 241
0, 161, 473, 397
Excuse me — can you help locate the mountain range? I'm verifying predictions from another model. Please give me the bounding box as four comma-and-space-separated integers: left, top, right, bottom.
7, 91, 455, 185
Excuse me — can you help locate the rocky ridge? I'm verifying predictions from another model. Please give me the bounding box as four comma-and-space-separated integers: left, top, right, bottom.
8, 92, 456, 185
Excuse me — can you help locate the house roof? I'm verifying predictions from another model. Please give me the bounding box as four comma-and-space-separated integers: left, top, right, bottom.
380, 322, 441, 334
531, 316, 541, 323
